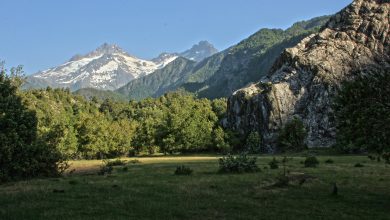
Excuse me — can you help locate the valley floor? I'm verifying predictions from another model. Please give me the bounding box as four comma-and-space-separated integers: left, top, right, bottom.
0, 155, 389, 220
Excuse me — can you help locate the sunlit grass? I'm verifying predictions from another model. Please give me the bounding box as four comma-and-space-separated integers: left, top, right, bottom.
0, 155, 389, 220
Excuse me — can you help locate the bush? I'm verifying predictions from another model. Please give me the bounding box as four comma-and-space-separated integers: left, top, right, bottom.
277, 117, 308, 152
218, 154, 259, 173
98, 159, 126, 175
129, 159, 141, 164
304, 156, 319, 168
98, 164, 113, 175
354, 163, 364, 168
274, 175, 290, 187
105, 159, 127, 167
174, 165, 193, 175
325, 159, 334, 164
382, 152, 390, 164
269, 157, 279, 169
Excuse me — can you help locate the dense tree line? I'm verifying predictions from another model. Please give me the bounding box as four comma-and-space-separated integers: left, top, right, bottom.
20, 87, 235, 160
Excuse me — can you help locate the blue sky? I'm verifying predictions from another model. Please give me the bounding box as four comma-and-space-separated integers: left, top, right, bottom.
0, 0, 352, 74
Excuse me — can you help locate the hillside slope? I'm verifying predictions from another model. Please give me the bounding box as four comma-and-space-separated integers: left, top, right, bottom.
116, 57, 196, 100
227, 0, 390, 148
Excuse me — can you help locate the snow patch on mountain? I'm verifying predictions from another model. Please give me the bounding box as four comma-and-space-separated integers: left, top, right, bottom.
95, 61, 118, 74
29, 44, 178, 91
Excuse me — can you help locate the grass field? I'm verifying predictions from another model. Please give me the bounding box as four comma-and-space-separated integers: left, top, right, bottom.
0, 155, 389, 220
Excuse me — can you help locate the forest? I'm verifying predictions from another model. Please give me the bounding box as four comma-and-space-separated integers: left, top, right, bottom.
1, 64, 389, 183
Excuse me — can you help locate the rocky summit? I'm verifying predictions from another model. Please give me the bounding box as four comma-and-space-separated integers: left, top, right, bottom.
227, 0, 389, 148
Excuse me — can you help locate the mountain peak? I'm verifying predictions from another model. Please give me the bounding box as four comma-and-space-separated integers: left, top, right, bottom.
179, 41, 218, 62
152, 52, 179, 63
29, 43, 179, 91
197, 40, 215, 47
94, 43, 125, 54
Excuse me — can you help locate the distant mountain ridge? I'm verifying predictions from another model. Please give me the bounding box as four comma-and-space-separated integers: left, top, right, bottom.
116, 57, 196, 100
116, 16, 331, 100
24, 41, 218, 91
179, 41, 219, 62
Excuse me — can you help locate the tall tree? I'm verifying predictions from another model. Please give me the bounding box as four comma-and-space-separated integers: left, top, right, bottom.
0, 63, 64, 182
334, 67, 390, 154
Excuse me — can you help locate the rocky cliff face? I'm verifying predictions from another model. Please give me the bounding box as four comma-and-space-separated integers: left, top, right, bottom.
227, 0, 390, 148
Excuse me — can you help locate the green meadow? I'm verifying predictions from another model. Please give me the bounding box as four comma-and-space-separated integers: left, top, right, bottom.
1, 155, 389, 220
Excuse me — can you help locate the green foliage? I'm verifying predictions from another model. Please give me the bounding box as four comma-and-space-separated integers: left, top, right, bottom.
98, 163, 113, 176
334, 67, 390, 154
218, 154, 259, 173
274, 175, 290, 188
0, 64, 65, 182
382, 153, 390, 164
174, 165, 193, 175
213, 126, 231, 153
354, 163, 364, 168
20, 88, 228, 159
105, 159, 127, 167
245, 131, 262, 153
225, 130, 246, 151
277, 117, 307, 152
74, 88, 128, 102
325, 159, 334, 164
269, 157, 279, 169
128, 91, 222, 154
211, 98, 227, 120
304, 156, 319, 168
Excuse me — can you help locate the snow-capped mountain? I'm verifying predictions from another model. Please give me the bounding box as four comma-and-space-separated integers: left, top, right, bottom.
27, 43, 178, 91
179, 41, 218, 62
26, 41, 218, 91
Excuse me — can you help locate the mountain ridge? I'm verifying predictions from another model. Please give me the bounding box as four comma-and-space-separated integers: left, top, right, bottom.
24, 41, 217, 91
227, 0, 389, 148
116, 15, 331, 100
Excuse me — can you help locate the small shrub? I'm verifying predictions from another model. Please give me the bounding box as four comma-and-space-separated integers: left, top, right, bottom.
245, 131, 262, 153
354, 163, 364, 168
325, 159, 334, 164
274, 175, 290, 187
68, 180, 78, 185
122, 167, 129, 172
98, 163, 113, 176
304, 156, 319, 168
367, 155, 376, 161
277, 117, 308, 152
269, 158, 279, 169
382, 152, 390, 164
218, 154, 259, 173
129, 159, 141, 164
106, 159, 127, 167
174, 165, 193, 175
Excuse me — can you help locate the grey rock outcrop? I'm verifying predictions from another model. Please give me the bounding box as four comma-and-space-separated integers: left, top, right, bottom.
227, 0, 390, 148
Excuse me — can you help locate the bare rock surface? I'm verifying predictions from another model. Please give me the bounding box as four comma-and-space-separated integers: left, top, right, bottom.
227, 0, 390, 148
